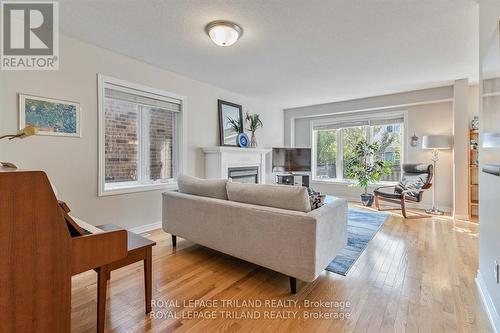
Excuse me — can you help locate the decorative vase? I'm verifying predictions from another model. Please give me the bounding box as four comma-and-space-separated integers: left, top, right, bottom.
250, 132, 257, 148
360, 193, 374, 207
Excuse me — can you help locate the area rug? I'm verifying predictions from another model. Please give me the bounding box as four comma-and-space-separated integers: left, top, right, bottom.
326, 208, 388, 276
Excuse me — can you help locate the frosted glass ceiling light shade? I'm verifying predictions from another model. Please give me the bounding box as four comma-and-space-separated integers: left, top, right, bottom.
422, 135, 452, 149
206, 20, 243, 46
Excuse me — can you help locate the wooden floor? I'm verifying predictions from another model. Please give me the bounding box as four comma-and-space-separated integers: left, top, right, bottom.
71, 205, 492, 332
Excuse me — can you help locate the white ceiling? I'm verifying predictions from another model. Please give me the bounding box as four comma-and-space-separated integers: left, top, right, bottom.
59, 0, 479, 109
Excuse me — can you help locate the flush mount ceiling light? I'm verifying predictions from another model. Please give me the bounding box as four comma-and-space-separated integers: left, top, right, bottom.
205, 20, 243, 46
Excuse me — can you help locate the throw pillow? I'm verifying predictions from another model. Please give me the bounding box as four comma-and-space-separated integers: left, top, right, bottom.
226, 182, 311, 213
177, 174, 228, 200
307, 187, 326, 210
404, 179, 424, 197
395, 182, 406, 194
396, 179, 424, 198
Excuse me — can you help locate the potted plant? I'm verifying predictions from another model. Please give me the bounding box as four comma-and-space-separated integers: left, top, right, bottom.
225, 116, 243, 145
245, 112, 263, 148
346, 139, 392, 206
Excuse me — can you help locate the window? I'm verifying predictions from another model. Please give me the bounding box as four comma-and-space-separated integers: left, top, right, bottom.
315, 129, 337, 179
371, 123, 402, 182
342, 126, 367, 179
98, 75, 185, 195
313, 114, 404, 183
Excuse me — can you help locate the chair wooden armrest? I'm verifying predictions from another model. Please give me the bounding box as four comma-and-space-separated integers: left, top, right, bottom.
72, 230, 128, 275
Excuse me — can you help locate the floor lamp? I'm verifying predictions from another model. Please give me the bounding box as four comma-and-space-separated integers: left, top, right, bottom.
422, 135, 452, 215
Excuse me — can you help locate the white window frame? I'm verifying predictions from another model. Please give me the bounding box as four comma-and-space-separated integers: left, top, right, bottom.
311, 110, 407, 185
98, 74, 187, 196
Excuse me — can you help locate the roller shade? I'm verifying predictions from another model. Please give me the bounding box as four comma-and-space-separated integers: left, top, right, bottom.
313, 115, 403, 131
314, 120, 369, 131
104, 83, 181, 112
370, 116, 404, 126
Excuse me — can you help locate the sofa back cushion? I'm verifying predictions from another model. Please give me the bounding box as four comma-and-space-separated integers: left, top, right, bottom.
226, 182, 311, 213
177, 174, 228, 200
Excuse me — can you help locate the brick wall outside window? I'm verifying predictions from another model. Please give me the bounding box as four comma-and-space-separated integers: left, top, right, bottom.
148, 108, 173, 180
105, 99, 138, 183
105, 99, 174, 183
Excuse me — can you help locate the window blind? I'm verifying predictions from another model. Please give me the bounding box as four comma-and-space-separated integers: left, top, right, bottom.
104, 84, 181, 112
313, 115, 404, 131
314, 120, 369, 131
369, 116, 404, 126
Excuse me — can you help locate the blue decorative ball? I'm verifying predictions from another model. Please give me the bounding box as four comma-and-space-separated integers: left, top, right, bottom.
237, 133, 249, 148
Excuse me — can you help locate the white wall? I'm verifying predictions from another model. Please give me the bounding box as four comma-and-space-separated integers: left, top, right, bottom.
0, 35, 283, 229
284, 86, 478, 212
293, 102, 454, 210
284, 86, 454, 146
478, 2, 500, 330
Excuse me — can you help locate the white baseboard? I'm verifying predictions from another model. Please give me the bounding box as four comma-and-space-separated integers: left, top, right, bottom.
476, 270, 500, 333
342, 196, 452, 213
129, 221, 162, 234
408, 202, 453, 213
454, 214, 470, 221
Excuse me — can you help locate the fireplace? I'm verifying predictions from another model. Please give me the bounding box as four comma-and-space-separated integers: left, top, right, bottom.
202, 147, 271, 184
228, 167, 259, 184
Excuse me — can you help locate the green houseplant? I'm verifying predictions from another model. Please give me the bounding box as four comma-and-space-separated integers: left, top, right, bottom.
346, 139, 392, 206
245, 112, 263, 148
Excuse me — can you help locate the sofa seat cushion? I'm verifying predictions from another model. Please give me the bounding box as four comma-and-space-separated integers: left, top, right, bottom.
177, 174, 228, 200
226, 182, 311, 213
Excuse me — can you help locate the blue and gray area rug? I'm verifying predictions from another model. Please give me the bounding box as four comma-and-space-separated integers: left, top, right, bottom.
326, 208, 388, 276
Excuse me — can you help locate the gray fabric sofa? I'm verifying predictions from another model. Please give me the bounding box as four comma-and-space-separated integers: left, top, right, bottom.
162, 175, 348, 293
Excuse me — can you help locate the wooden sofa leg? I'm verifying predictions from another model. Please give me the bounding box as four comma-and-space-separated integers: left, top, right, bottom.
289, 277, 297, 294
171, 235, 177, 248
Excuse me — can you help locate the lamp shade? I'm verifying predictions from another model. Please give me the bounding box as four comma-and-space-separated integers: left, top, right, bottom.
483, 132, 500, 148
422, 135, 452, 149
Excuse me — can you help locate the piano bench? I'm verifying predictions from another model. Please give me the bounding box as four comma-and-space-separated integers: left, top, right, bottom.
95, 224, 156, 333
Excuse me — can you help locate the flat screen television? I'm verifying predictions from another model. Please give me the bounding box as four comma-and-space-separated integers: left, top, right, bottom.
272, 148, 311, 172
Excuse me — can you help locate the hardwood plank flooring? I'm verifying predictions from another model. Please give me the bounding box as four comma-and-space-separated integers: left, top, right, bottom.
70, 205, 492, 332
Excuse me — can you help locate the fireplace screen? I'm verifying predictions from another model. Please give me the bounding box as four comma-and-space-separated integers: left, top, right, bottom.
228, 167, 259, 184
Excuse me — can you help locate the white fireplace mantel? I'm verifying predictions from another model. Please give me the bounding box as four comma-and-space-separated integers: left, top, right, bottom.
202, 147, 271, 184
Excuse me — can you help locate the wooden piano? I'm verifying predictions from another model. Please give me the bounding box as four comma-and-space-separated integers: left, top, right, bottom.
0, 169, 128, 332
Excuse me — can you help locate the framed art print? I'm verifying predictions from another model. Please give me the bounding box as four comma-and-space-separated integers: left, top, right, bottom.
19, 94, 81, 137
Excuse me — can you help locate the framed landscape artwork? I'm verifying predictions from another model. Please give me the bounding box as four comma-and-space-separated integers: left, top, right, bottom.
19, 94, 81, 137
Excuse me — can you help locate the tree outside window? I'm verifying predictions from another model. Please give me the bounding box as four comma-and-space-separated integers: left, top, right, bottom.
315, 129, 337, 179
342, 126, 367, 179
371, 124, 402, 182
314, 120, 403, 182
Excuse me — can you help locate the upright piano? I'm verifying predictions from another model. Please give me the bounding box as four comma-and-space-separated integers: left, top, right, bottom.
0, 168, 128, 332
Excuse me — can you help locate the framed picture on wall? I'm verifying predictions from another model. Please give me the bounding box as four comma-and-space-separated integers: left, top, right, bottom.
19, 94, 81, 137
218, 99, 243, 146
